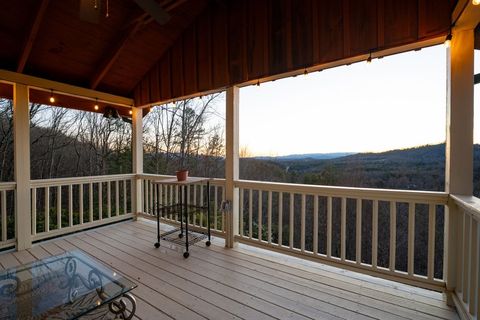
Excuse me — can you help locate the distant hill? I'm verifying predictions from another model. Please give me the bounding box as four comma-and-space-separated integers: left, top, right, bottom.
253, 143, 480, 194
255, 152, 356, 161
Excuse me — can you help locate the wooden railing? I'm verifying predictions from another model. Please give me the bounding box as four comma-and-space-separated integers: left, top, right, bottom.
30, 174, 135, 241
450, 195, 480, 319
138, 174, 226, 235
0, 182, 16, 249
235, 179, 449, 291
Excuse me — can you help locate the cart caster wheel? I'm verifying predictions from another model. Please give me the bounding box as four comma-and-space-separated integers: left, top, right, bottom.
206, 241, 211, 247
183, 252, 189, 258
154, 242, 160, 248
178, 233, 183, 238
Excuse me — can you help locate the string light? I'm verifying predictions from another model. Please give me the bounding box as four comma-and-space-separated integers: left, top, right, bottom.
49, 89, 55, 103
94, 98, 99, 110
129, 110, 133, 115
444, 33, 452, 47
256, 80, 260, 86
473, 0, 480, 5
303, 69, 308, 76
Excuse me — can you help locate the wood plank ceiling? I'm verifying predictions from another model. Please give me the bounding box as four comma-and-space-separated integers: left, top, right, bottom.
134, 0, 457, 107
0, 0, 457, 110
0, 0, 208, 111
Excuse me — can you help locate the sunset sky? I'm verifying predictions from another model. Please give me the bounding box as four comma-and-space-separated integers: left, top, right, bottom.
237, 45, 463, 157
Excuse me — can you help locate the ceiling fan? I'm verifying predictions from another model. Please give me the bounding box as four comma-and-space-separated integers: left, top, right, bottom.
79, 0, 170, 24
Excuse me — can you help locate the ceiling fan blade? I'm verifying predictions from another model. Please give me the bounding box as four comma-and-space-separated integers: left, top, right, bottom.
79, 0, 101, 24
133, 0, 170, 25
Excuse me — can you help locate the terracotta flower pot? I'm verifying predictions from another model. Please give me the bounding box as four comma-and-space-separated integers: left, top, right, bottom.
176, 170, 188, 181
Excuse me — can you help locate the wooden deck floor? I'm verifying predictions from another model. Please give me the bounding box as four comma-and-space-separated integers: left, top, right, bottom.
0, 219, 459, 320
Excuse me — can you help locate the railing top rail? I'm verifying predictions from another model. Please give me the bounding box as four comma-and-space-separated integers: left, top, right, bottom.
450, 194, 480, 221
235, 179, 448, 204
138, 173, 226, 185
31, 174, 135, 187
0, 181, 16, 190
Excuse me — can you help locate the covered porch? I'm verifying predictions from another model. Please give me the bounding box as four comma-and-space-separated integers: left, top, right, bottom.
0, 0, 479, 319
0, 219, 459, 320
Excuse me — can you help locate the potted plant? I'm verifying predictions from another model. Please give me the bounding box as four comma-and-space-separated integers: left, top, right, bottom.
176, 169, 188, 181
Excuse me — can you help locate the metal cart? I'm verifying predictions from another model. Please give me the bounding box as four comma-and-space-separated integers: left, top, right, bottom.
152, 177, 211, 258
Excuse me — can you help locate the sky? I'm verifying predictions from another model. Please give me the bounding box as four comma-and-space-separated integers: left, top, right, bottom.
238, 45, 454, 157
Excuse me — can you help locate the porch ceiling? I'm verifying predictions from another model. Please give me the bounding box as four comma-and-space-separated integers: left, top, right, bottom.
0, 0, 457, 109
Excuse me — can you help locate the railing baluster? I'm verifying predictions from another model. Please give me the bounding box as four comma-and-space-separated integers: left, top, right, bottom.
249, 189, 253, 238
268, 191, 272, 244
463, 214, 471, 303
301, 193, 306, 252
153, 181, 157, 216
222, 187, 225, 232
389, 201, 396, 271
408, 202, 415, 276
327, 196, 332, 258
258, 190, 263, 241
193, 185, 197, 226
130, 179, 133, 213
341, 197, 346, 261
98, 182, 102, 220
68, 185, 73, 227
239, 188, 243, 236
45, 187, 50, 232
123, 180, 128, 214
2, 190, 7, 241
313, 195, 318, 254
469, 218, 478, 315
169, 185, 173, 218
214, 185, 218, 230
278, 192, 283, 246
289, 193, 294, 248
31, 188, 36, 235
356, 198, 362, 264
427, 204, 436, 280
79, 184, 83, 224
144, 179, 148, 212
149, 180, 153, 214
115, 180, 120, 216
57, 186, 62, 229
199, 185, 204, 227
187, 185, 190, 225
107, 181, 111, 218
372, 199, 378, 268
89, 183, 93, 222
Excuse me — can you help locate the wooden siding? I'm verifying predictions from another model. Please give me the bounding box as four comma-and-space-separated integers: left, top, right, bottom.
0, 219, 459, 320
134, 0, 456, 107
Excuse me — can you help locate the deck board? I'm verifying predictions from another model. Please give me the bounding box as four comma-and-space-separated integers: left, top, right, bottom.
0, 219, 459, 320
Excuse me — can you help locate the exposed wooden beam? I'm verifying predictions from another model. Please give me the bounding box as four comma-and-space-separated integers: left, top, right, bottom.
90, 0, 186, 89
90, 12, 150, 90
17, 0, 50, 73
0, 69, 133, 107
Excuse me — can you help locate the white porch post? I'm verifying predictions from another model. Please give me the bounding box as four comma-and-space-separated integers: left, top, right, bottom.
13, 83, 32, 250
132, 107, 143, 218
444, 28, 474, 300
225, 86, 240, 248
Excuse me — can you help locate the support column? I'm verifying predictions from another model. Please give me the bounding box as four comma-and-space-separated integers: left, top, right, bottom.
444, 28, 474, 300
14, 83, 31, 250
225, 87, 239, 248
132, 107, 143, 219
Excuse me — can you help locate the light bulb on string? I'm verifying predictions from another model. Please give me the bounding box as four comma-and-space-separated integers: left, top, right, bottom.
49, 90, 55, 103
444, 33, 452, 48
94, 98, 99, 111
473, 0, 480, 5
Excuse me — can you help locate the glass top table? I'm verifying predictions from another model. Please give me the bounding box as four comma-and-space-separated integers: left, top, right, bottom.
0, 250, 137, 319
